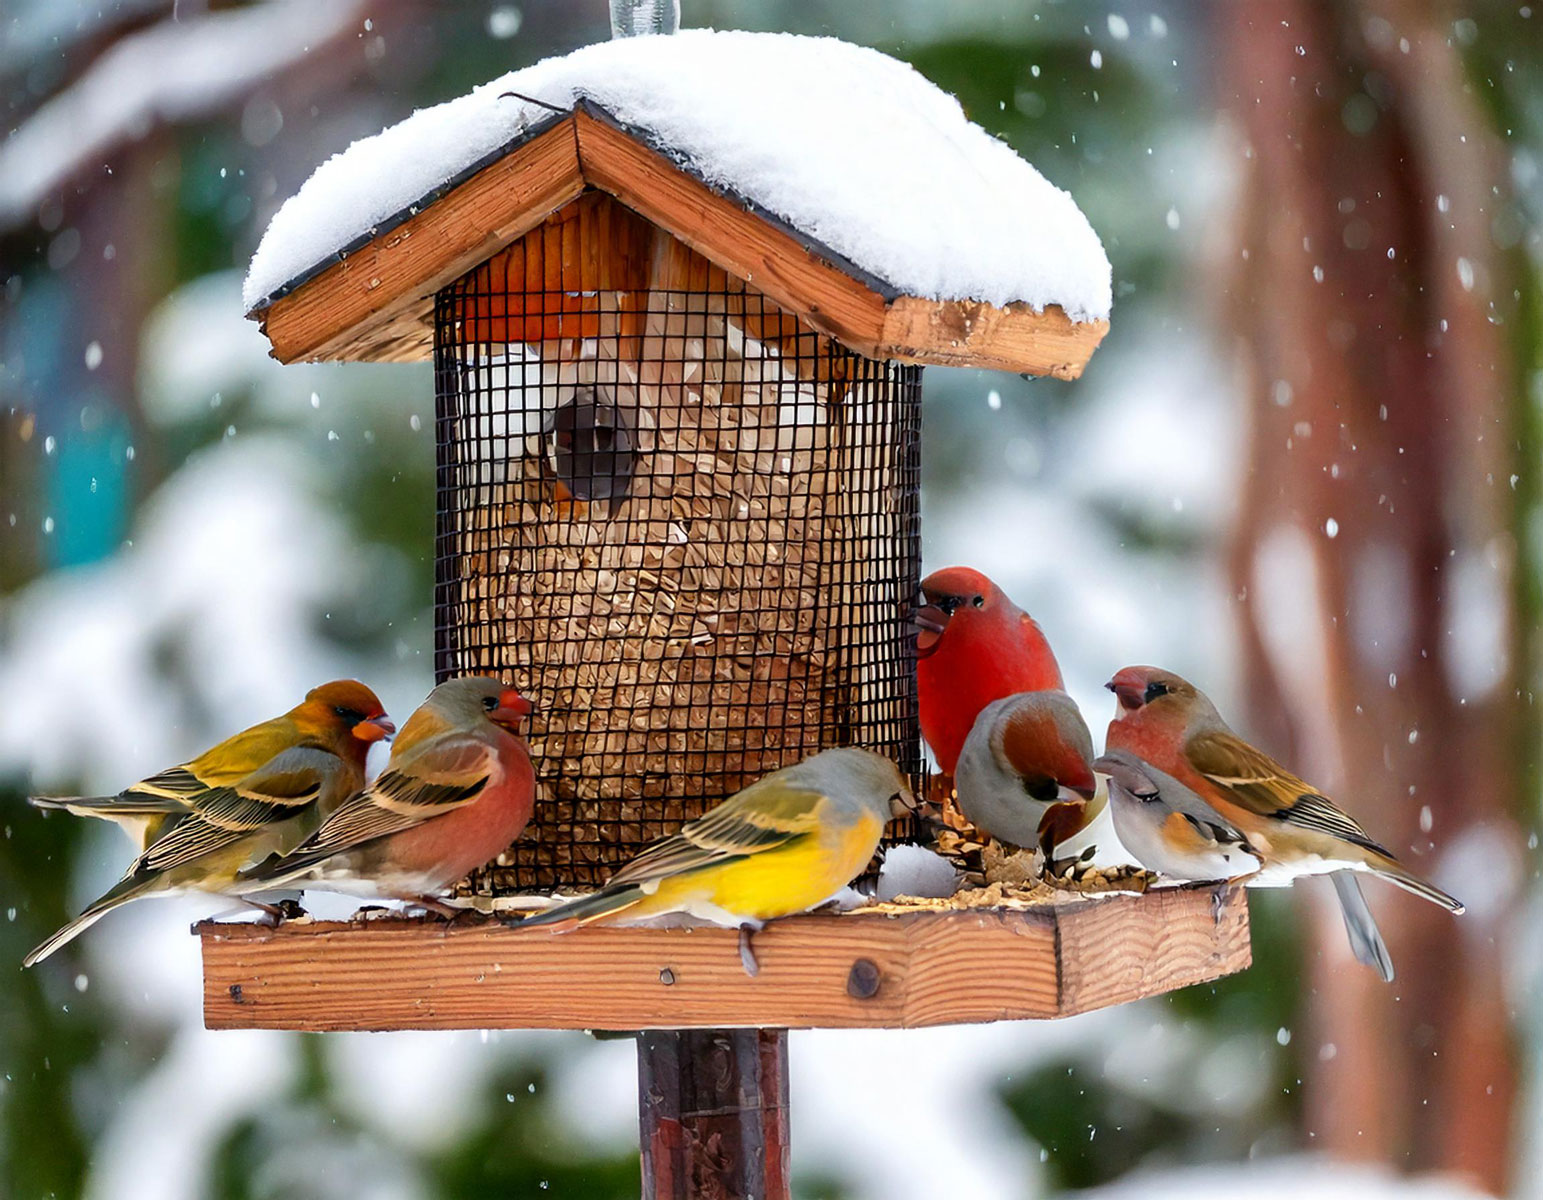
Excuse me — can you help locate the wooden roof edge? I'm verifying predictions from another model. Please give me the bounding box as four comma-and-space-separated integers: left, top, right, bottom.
252, 100, 1109, 377
244, 108, 578, 317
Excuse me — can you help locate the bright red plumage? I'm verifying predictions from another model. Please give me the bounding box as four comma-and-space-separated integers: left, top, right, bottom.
916, 567, 1064, 775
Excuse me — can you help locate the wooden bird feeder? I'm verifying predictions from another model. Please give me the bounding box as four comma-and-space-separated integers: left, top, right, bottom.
219, 25, 1247, 1199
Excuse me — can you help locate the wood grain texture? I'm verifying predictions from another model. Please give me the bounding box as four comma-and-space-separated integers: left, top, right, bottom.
878, 296, 1109, 380
572, 110, 892, 357
250, 110, 1108, 377
200, 885, 1249, 1032
639, 1029, 790, 1200
258, 120, 584, 363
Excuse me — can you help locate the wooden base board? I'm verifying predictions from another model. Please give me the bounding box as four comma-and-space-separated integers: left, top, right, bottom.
199, 884, 1249, 1032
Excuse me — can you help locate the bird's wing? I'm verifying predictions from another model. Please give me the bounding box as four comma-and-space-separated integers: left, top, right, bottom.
606, 782, 826, 888
1185, 729, 1388, 853
132, 746, 342, 874
1099, 751, 1251, 849
121, 765, 212, 807
276, 733, 494, 861
1019, 614, 1066, 688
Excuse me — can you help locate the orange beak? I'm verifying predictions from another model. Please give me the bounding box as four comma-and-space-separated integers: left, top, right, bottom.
353, 714, 396, 742
491, 689, 534, 731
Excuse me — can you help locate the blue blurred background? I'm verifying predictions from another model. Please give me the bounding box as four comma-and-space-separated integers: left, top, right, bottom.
1, 2, 1538, 1197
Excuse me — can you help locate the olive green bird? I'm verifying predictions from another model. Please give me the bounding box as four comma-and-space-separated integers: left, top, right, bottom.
25, 681, 393, 966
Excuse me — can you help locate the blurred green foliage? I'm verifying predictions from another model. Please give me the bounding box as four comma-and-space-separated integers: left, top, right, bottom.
1, 782, 96, 1200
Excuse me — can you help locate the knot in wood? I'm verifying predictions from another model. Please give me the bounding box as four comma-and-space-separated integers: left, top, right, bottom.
846, 958, 881, 1000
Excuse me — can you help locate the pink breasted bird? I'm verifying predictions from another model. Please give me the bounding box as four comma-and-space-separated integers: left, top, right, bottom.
238, 676, 535, 907
1104, 665, 1462, 982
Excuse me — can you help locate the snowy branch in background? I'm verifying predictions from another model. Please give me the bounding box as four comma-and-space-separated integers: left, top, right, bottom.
0, 0, 367, 227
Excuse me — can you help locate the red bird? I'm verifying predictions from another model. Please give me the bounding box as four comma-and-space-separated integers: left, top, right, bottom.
914, 566, 1064, 777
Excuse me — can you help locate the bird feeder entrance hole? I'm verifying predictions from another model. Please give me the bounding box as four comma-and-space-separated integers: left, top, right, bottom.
432, 190, 924, 893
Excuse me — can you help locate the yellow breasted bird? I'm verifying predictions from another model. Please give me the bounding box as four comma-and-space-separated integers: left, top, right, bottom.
517, 747, 915, 974
24, 680, 393, 966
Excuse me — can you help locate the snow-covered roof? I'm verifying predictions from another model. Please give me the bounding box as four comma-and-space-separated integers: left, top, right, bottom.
244, 30, 1111, 325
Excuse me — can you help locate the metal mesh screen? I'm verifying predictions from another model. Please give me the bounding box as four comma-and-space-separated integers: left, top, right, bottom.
432, 198, 921, 892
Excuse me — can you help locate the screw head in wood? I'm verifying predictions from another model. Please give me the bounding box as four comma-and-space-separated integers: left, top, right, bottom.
659, 967, 676, 986
846, 958, 880, 1000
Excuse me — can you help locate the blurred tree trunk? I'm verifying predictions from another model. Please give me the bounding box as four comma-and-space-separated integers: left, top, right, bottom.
1218, 2, 1522, 1192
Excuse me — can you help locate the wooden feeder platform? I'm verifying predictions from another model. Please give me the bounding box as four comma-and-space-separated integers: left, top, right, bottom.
199, 884, 1249, 1032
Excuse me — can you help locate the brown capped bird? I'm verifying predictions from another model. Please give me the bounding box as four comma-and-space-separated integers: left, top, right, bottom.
953, 690, 1102, 858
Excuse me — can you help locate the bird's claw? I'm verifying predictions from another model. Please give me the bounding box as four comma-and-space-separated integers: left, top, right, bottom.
1038, 845, 1109, 889
247, 896, 306, 926
738, 925, 760, 977
413, 895, 470, 921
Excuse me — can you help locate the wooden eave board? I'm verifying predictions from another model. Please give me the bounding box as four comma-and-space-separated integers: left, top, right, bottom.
200, 884, 1249, 1032
253, 102, 1108, 376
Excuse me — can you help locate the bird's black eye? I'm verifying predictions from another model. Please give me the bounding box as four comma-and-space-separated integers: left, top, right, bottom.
482, 696, 498, 711
333, 705, 362, 722
935, 595, 963, 616
971, 594, 985, 608
1143, 682, 1170, 704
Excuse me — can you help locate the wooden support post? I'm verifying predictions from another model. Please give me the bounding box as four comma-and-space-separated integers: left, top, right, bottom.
637, 1027, 790, 1200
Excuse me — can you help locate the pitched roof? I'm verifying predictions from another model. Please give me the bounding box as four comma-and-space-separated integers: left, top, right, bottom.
247, 31, 1111, 376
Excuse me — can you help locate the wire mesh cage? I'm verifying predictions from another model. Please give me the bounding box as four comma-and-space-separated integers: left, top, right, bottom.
432, 192, 922, 891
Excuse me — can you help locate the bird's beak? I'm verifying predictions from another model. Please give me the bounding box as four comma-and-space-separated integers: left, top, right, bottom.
889, 787, 919, 820
1105, 675, 1145, 714
492, 689, 535, 731
353, 714, 396, 743
911, 600, 949, 658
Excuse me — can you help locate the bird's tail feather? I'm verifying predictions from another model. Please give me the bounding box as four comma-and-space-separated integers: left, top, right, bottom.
29, 795, 92, 811
23, 875, 157, 967
1332, 872, 1395, 982
518, 885, 645, 929
29, 795, 181, 816
1365, 853, 1464, 914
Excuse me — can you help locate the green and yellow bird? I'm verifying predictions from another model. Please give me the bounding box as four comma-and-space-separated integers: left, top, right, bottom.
517, 747, 915, 973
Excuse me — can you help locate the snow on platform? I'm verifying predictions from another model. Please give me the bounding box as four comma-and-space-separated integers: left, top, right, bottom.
244, 30, 1111, 323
